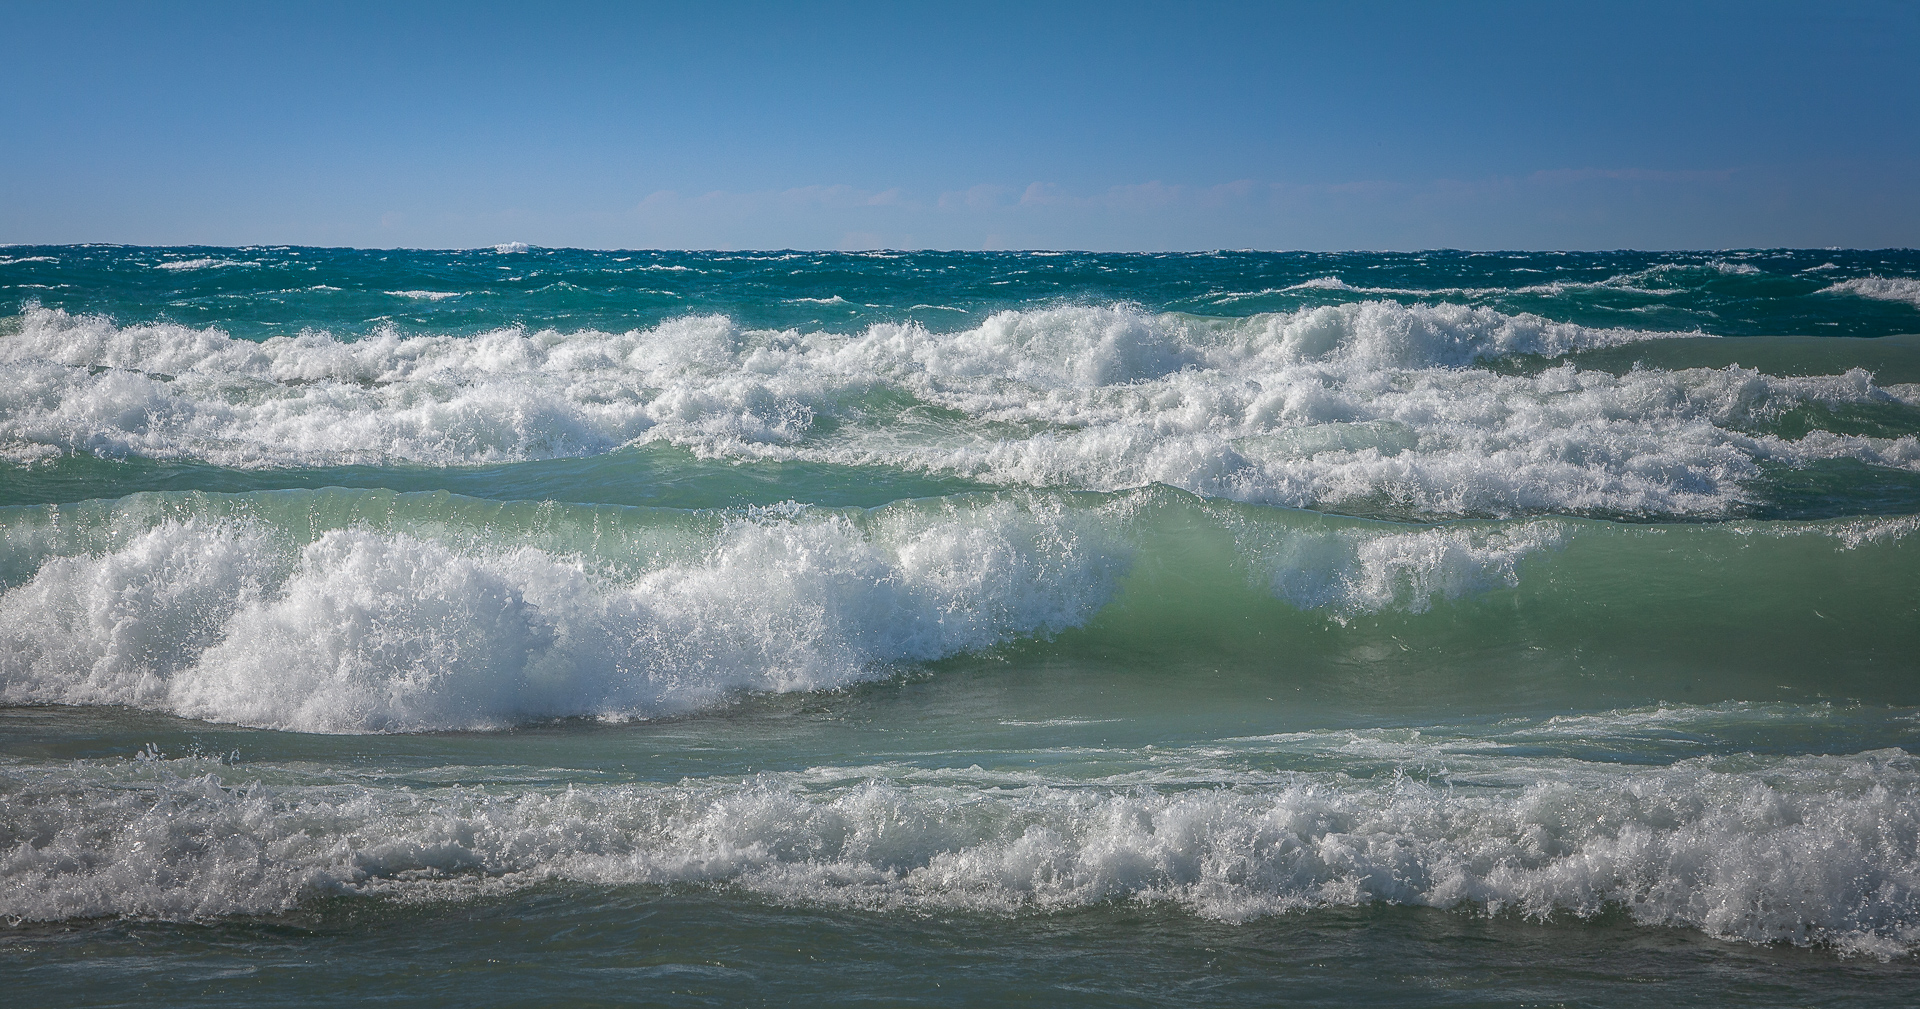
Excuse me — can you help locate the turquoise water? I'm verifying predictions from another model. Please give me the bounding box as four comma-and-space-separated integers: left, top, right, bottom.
3, 246, 1919, 1005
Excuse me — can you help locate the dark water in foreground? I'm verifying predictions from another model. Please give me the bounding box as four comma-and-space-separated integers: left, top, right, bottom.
3, 247, 1919, 1004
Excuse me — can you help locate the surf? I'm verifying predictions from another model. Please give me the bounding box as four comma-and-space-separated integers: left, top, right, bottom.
2, 487, 1913, 733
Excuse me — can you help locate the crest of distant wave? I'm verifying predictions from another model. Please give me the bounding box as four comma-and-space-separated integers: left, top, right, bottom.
1823, 275, 1920, 309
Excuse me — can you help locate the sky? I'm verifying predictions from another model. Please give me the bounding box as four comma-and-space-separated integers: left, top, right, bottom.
2, 0, 1916, 251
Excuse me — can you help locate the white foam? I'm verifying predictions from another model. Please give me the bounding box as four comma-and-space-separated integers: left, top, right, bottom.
1823, 276, 1920, 309
494, 242, 530, 254
384, 290, 462, 301
1255, 519, 1567, 617
1287, 276, 1352, 291
3, 303, 1913, 518
1739, 514, 1920, 550
0, 499, 1126, 732
1215, 275, 1677, 302
4, 746, 1915, 957
152, 258, 255, 271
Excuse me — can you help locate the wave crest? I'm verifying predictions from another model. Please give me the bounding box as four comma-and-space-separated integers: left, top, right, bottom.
0, 495, 1126, 732
5, 747, 1917, 957
3, 304, 1916, 519
1824, 276, 1920, 309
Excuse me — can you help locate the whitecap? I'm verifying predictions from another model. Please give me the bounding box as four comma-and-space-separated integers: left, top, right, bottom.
153, 258, 256, 271
1822, 276, 1920, 309
0, 499, 1127, 733
6, 302, 1914, 520
5, 746, 1916, 958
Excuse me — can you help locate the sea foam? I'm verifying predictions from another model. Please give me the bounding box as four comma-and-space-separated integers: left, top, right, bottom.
1824, 276, 1920, 309
6, 303, 1916, 519
151, 258, 256, 271
2, 488, 1913, 734
0, 495, 1127, 732
3, 745, 1915, 957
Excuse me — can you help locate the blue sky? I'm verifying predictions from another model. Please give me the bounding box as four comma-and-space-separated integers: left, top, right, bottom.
3, 0, 1916, 251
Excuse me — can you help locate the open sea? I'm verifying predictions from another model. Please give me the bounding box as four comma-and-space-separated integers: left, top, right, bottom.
3, 245, 1919, 1006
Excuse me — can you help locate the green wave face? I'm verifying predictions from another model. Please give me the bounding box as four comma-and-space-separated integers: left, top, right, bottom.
3, 487, 1913, 733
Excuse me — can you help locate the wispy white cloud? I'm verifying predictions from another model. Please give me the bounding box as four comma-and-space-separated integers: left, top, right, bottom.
938, 184, 1017, 210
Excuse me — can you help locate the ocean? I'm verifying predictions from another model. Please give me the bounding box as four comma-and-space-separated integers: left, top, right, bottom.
2, 245, 1918, 1006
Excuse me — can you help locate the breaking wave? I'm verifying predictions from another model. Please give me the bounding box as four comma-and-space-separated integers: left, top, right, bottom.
1, 487, 1913, 733
1825, 276, 1920, 309
5, 303, 1917, 519
4, 743, 1916, 958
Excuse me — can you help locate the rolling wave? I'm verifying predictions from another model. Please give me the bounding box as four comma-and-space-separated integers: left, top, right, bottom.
2, 487, 1912, 733
5, 742, 1916, 957
6, 303, 1916, 520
